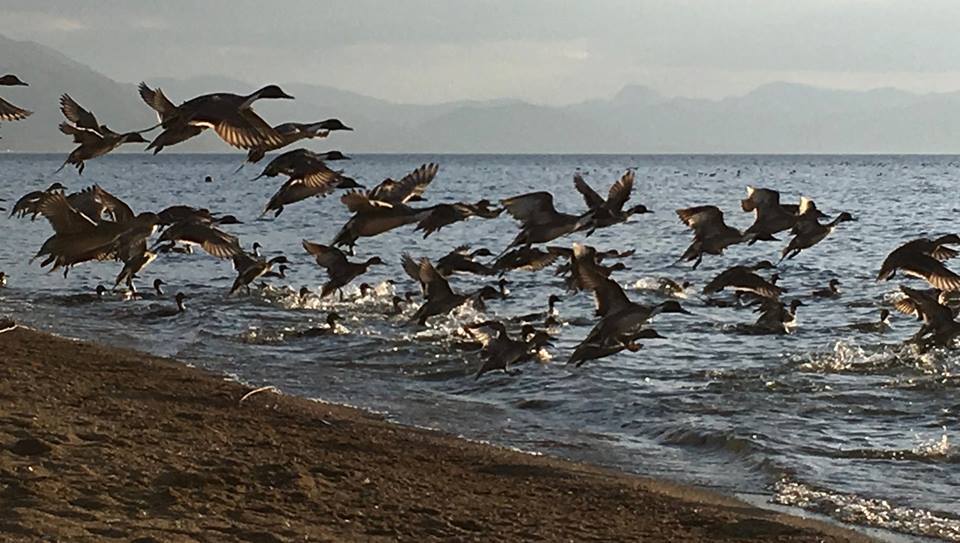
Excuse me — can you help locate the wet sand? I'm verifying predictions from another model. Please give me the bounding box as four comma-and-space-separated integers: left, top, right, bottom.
0, 324, 874, 542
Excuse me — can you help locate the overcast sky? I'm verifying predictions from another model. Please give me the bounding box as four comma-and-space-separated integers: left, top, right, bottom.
2, 0, 959, 104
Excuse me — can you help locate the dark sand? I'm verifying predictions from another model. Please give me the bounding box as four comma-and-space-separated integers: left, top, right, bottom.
0, 325, 874, 542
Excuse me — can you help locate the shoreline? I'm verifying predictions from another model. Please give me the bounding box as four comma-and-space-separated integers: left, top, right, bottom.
0, 324, 876, 542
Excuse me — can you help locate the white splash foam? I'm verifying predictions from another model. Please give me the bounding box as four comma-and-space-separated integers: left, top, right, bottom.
774, 479, 960, 541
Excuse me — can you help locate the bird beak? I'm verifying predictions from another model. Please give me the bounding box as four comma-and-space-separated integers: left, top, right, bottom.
281, 92, 295, 99
343, 125, 354, 131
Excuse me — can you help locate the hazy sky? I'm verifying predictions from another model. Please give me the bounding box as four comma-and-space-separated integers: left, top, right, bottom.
2, 0, 960, 104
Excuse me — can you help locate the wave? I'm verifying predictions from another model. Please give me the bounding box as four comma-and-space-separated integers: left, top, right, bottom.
773, 478, 960, 541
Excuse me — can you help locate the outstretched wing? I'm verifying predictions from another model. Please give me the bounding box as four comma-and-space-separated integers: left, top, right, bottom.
573, 174, 605, 210
0, 96, 32, 121
59, 94, 101, 131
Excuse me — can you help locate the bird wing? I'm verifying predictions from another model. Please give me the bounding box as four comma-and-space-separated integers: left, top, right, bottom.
419, 257, 455, 301
676, 205, 733, 238
900, 286, 954, 323
573, 174, 605, 210
36, 192, 99, 235
401, 253, 426, 292
501, 192, 559, 226
59, 122, 103, 146
370, 163, 439, 204
138, 82, 178, 121
340, 190, 393, 213
59, 94, 101, 131
0, 96, 32, 121
161, 222, 242, 259
91, 185, 136, 224
302, 240, 348, 271
573, 244, 631, 317
606, 170, 635, 212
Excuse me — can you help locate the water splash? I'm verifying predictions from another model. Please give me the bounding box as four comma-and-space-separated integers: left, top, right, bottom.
773, 479, 960, 541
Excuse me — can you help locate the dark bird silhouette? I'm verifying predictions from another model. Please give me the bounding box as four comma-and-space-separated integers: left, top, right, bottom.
401, 254, 497, 325
302, 240, 384, 297
877, 235, 960, 291
0, 74, 31, 122
30, 186, 160, 277
10, 183, 67, 219
332, 163, 440, 252
676, 205, 744, 269
492, 246, 559, 274
261, 156, 346, 217
56, 94, 150, 175
574, 171, 650, 235
702, 261, 781, 300
435, 246, 495, 277
500, 191, 583, 249
567, 244, 687, 366
144, 292, 187, 318
139, 82, 293, 153
244, 119, 352, 164
898, 286, 960, 348
466, 321, 552, 379
230, 249, 289, 295
780, 198, 855, 261
848, 309, 891, 334
752, 299, 804, 334
812, 279, 842, 298
740, 186, 823, 243
414, 199, 502, 238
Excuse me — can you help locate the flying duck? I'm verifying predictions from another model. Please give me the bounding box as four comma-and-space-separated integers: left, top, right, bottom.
56, 94, 150, 175
466, 321, 552, 379
139, 82, 293, 153
154, 217, 243, 259
752, 299, 803, 334
230, 248, 289, 295
414, 199, 503, 238
9, 183, 67, 219
301, 240, 384, 297
898, 286, 960, 348
492, 246, 559, 274
253, 149, 351, 180
702, 261, 781, 300
31, 187, 159, 277
676, 205, 745, 269
568, 244, 688, 365
574, 170, 651, 235
780, 198, 855, 261
435, 246, 495, 276
0, 74, 31, 122
244, 119, 352, 164
331, 163, 440, 252
500, 191, 582, 248
261, 156, 346, 217
401, 255, 496, 325
877, 235, 960, 291
740, 186, 823, 242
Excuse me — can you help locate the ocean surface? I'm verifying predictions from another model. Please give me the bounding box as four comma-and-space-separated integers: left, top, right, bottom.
1, 153, 958, 541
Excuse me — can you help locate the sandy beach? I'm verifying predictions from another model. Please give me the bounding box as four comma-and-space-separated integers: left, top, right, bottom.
0, 324, 874, 542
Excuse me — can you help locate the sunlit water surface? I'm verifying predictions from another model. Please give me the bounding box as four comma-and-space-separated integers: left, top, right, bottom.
1, 154, 958, 541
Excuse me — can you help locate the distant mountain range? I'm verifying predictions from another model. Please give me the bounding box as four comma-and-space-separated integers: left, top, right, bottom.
3, 33, 960, 154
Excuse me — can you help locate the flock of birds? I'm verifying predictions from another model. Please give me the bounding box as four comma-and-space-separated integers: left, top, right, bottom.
3, 73, 960, 379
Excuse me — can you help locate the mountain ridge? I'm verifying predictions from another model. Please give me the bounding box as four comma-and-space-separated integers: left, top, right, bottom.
3, 34, 960, 153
